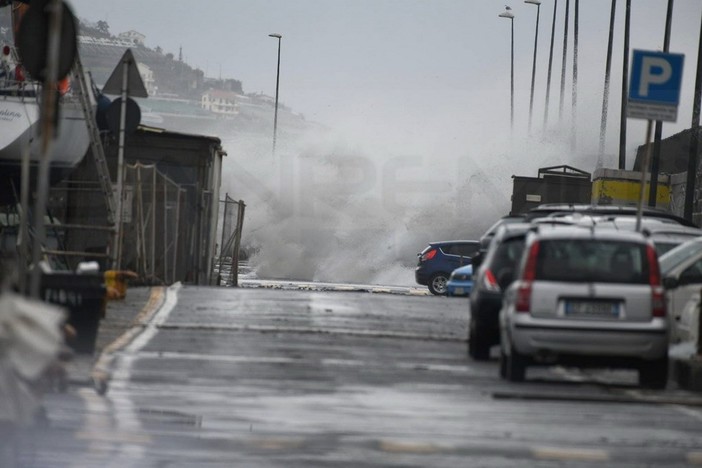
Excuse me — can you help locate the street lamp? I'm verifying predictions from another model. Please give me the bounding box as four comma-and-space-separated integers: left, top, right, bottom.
499, 6, 515, 132
269, 33, 282, 155
543, 0, 558, 131
525, 0, 541, 134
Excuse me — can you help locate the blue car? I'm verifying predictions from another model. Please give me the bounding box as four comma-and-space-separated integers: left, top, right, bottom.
447, 264, 473, 297
415, 240, 479, 295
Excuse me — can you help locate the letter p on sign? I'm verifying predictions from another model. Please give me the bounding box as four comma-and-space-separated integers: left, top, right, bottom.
638, 57, 672, 97
628, 50, 684, 122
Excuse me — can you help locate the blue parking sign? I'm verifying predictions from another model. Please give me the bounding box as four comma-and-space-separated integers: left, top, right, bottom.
628, 50, 684, 122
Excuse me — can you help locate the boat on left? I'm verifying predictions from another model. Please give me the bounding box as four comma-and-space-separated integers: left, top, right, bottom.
0, 1, 91, 204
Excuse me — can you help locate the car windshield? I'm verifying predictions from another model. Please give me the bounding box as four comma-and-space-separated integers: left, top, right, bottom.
534, 239, 648, 284
660, 239, 702, 273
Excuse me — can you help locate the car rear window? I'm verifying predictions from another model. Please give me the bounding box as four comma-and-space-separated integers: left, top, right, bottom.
535, 239, 649, 284
492, 236, 527, 273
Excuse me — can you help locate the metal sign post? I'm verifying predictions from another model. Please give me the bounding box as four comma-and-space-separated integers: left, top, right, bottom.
113, 59, 128, 269
627, 50, 684, 231
102, 49, 147, 269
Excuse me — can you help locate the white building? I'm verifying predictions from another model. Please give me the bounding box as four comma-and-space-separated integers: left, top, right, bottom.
118, 30, 146, 46
201, 90, 238, 116
137, 63, 157, 96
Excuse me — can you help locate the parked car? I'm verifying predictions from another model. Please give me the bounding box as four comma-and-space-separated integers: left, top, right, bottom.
659, 238, 702, 340
468, 223, 533, 360
676, 292, 700, 345
524, 203, 695, 227
499, 225, 669, 389
446, 264, 473, 297
415, 240, 479, 295
592, 216, 702, 256
478, 215, 525, 251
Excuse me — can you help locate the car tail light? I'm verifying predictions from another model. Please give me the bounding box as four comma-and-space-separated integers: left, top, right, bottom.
421, 249, 437, 262
651, 286, 666, 318
516, 241, 540, 313
646, 244, 661, 285
645, 244, 666, 318
483, 269, 500, 292
515, 282, 532, 312
522, 240, 540, 282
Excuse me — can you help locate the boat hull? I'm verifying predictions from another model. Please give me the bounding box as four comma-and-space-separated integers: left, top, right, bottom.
0, 92, 91, 204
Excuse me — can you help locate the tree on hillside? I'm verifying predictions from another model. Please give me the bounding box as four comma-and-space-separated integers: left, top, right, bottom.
96, 20, 109, 35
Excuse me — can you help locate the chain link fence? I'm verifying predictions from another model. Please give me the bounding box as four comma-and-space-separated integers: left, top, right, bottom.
215, 194, 245, 286
120, 163, 185, 284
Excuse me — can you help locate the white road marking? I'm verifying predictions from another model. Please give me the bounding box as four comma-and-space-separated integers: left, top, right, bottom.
125, 283, 182, 353
72, 387, 116, 468
532, 446, 609, 462
128, 352, 471, 375
100, 282, 181, 464
378, 439, 442, 454
136, 351, 297, 365
671, 404, 702, 422
156, 322, 461, 342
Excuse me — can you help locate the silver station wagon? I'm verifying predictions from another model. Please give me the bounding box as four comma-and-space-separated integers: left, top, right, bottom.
499, 225, 669, 389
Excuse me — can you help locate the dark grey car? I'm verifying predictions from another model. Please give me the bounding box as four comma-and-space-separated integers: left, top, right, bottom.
468, 223, 532, 360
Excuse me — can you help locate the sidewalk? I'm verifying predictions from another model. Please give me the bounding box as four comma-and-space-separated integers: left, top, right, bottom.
64, 286, 157, 388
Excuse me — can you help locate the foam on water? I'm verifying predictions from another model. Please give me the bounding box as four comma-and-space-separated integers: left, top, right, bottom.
218, 110, 580, 286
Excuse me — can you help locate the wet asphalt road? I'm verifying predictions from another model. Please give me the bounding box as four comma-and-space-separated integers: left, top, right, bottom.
20, 284, 702, 467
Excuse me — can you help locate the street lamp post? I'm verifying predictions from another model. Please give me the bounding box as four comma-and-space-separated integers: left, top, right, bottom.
543, 0, 558, 131
499, 7, 515, 133
525, 0, 541, 134
269, 33, 282, 155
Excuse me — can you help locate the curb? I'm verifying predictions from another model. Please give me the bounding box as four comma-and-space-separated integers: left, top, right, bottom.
91, 286, 166, 394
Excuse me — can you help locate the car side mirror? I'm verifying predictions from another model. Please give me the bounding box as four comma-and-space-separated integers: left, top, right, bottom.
471, 251, 485, 270
663, 276, 679, 290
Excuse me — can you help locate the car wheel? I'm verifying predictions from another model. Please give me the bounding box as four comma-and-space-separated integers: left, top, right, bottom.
638, 355, 668, 390
428, 273, 448, 295
468, 322, 491, 361
506, 345, 527, 382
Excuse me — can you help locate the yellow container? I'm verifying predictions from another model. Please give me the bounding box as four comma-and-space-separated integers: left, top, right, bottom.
592, 168, 671, 210
104, 270, 138, 300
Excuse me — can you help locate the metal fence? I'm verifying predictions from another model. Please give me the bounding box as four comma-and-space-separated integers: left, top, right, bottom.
120, 163, 185, 284
215, 194, 245, 286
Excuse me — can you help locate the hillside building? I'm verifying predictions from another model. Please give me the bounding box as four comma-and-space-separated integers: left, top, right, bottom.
201, 89, 238, 116
118, 30, 146, 46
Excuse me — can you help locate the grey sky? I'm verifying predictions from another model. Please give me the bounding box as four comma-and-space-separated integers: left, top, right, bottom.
67, 0, 702, 161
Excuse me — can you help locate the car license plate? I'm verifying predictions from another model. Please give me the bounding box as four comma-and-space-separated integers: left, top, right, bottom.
454, 287, 465, 295
565, 301, 620, 318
